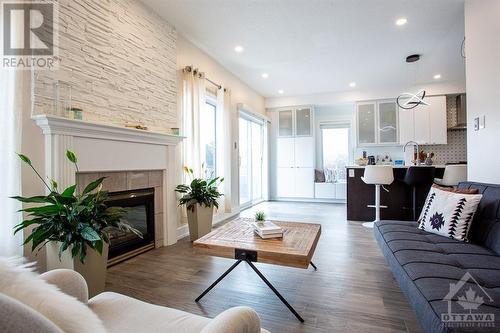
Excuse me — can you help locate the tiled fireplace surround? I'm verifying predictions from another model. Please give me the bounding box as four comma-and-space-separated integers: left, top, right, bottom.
33, 114, 184, 247
76, 170, 165, 247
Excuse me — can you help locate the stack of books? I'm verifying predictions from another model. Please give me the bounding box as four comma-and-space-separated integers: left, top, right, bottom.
252, 221, 283, 239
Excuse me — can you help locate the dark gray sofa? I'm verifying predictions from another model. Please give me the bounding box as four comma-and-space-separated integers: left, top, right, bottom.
374, 182, 500, 333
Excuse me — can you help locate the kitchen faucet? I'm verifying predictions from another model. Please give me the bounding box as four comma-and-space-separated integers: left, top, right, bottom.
403, 141, 420, 166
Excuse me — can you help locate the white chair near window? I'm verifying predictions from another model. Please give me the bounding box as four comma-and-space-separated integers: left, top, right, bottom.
434, 164, 467, 187
361, 165, 394, 228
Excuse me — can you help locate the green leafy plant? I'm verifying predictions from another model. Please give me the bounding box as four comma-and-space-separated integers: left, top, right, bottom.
255, 211, 266, 222
12, 151, 141, 263
175, 166, 224, 211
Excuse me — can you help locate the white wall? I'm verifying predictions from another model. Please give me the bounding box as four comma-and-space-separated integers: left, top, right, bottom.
464, 0, 500, 183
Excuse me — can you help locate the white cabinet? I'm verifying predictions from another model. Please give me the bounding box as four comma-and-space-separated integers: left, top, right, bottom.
314, 182, 347, 200
278, 110, 294, 137
294, 137, 314, 167
277, 137, 295, 167
278, 107, 313, 137
276, 137, 314, 198
357, 100, 398, 146
295, 108, 313, 136
357, 102, 377, 145
398, 96, 447, 145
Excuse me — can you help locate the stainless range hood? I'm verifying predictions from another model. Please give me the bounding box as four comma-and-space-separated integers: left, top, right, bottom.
448, 94, 467, 130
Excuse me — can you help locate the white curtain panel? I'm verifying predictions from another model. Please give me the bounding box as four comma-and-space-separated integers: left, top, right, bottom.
181, 70, 206, 178
216, 88, 233, 212
0, 69, 23, 256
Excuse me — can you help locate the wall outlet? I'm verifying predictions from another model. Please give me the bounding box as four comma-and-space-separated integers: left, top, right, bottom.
479, 115, 486, 129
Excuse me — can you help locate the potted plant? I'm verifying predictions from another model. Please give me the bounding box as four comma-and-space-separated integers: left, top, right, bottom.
12, 151, 141, 297
175, 167, 223, 241
255, 211, 266, 225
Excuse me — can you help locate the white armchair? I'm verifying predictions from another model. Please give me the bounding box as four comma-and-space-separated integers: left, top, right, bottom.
1, 268, 270, 333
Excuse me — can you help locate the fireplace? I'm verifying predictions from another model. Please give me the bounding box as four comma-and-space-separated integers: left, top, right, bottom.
105, 188, 155, 266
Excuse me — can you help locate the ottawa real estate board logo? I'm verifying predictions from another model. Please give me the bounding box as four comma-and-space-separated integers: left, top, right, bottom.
1, 0, 58, 69
442, 272, 495, 329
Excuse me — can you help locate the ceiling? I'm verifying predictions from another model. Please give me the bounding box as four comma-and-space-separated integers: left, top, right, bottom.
140, 0, 466, 98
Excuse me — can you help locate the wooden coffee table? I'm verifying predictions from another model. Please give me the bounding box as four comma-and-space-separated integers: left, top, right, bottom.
193, 217, 321, 322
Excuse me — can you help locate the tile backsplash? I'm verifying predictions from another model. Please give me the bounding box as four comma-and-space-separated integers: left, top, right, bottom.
421, 129, 467, 164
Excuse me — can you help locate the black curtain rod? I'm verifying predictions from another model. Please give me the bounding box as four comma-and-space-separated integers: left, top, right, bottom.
184, 66, 222, 90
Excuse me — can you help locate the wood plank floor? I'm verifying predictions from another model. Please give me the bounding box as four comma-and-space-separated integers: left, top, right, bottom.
106, 202, 422, 333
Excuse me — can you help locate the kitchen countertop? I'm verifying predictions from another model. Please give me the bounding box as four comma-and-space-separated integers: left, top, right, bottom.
347, 165, 447, 169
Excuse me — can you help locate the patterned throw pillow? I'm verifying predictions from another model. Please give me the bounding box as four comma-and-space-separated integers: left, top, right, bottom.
418, 185, 482, 241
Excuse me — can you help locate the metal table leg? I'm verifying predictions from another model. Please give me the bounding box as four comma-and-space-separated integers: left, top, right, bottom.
195, 259, 243, 302
310, 261, 317, 270
245, 260, 305, 322
195, 258, 306, 322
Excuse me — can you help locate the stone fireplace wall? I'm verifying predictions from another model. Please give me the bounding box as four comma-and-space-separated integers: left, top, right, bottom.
33, 0, 178, 133
76, 170, 165, 247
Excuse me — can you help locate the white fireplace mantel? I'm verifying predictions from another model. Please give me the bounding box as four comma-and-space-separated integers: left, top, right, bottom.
33, 114, 184, 146
33, 114, 184, 246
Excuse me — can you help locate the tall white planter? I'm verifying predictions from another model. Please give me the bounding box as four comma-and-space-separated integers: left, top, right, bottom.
45, 242, 109, 298
186, 204, 214, 241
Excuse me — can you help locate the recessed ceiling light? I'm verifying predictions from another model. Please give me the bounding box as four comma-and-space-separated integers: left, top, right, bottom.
261, 73, 269, 79
234, 45, 244, 53
349, 82, 356, 88
278, 89, 284, 94
396, 17, 408, 26
433, 74, 442, 79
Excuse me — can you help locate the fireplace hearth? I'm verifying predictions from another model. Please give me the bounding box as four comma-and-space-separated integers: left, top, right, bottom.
105, 188, 155, 266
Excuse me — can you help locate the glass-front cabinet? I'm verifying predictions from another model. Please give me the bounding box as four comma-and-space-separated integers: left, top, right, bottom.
277, 107, 313, 137
356, 100, 398, 146
278, 110, 294, 136
357, 102, 376, 145
295, 108, 312, 136
377, 101, 398, 144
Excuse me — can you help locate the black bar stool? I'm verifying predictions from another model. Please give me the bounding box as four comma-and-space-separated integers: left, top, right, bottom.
404, 166, 436, 221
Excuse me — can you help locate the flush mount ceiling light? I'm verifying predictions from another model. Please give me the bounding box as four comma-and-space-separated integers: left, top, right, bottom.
349, 82, 356, 88
278, 89, 284, 94
433, 74, 442, 79
234, 45, 244, 53
261, 73, 269, 79
396, 17, 408, 26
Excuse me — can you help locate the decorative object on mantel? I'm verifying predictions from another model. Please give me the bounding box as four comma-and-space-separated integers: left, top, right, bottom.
53, 80, 72, 118
170, 127, 180, 135
125, 123, 148, 130
175, 166, 224, 241
67, 107, 83, 120
12, 151, 141, 297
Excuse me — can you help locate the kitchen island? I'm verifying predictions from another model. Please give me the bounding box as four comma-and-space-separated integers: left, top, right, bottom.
346, 165, 445, 222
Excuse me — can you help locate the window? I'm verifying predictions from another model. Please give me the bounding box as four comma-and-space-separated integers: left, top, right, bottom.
200, 98, 217, 179
321, 125, 350, 182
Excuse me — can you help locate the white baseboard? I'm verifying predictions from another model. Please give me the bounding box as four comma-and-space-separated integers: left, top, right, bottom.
176, 210, 240, 241
176, 224, 189, 240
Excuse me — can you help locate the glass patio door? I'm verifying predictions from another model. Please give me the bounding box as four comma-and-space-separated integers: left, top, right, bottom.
239, 115, 264, 207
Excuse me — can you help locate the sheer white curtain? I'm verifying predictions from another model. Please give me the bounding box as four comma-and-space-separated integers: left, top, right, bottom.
181, 69, 206, 178
0, 69, 23, 256
217, 88, 233, 212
